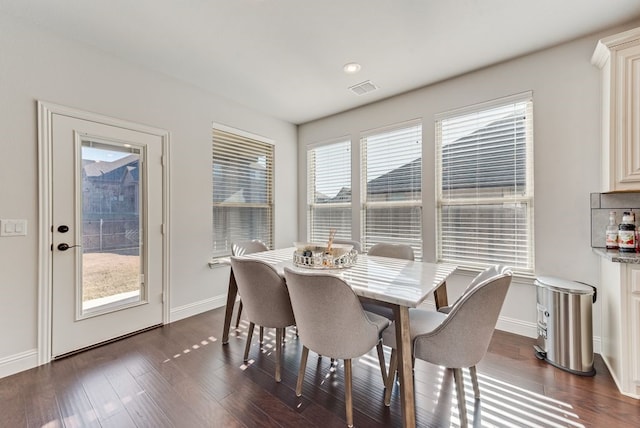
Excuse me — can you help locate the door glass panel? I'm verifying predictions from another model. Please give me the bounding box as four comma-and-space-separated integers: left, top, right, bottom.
80, 139, 144, 315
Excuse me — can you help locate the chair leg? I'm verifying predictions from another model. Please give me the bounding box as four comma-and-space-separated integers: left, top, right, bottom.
235, 300, 243, 328
384, 349, 398, 406
376, 341, 387, 385
244, 322, 255, 362
296, 346, 310, 397
453, 368, 468, 427
345, 359, 354, 428
469, 365, 480, 399
275, 328, 282, 382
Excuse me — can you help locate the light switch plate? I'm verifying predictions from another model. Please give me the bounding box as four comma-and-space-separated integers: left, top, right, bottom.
0, 219, 27, 237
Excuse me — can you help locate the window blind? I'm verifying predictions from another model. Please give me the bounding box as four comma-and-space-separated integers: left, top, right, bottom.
307, 140, 352, 243
435, 93, 534, 273
212, 127, 274, 258
361, 122, 422, 259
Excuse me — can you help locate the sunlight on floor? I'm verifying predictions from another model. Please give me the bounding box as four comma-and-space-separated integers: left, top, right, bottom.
170, 321, 586, 428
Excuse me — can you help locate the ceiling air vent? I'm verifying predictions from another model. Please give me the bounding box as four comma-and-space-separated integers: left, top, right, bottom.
349, 80, 378, 96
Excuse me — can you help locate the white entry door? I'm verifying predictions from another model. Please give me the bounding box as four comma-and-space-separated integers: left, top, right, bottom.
48, 110, 166, 358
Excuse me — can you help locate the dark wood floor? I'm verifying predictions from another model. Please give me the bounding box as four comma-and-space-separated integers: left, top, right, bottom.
2, 306, 639, 427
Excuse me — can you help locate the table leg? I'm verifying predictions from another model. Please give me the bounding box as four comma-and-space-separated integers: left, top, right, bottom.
393, 305, 416, 428
433, 280, 449, 311
222, 269, 238, 344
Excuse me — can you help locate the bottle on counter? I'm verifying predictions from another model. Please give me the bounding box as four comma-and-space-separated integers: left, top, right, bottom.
634, 211, 640, 253
606, 211, 619, 250
618, 211, 636, 253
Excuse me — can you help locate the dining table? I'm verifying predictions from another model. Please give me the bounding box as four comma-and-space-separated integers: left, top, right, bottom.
220, 247, 458, 428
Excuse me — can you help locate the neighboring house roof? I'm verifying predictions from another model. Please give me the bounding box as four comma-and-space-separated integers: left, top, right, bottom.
366, 157, 422, 196
83, 154, 139, 182
441, 114, 526, 190
323, 112, 526, 202
315, 186, 351, 203
333, 187, 352, 201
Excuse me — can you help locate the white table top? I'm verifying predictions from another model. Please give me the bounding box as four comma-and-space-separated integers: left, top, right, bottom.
237, 247, 458, 308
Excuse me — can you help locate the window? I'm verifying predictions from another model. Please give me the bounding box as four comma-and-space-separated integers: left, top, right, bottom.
307, 139, 352, 243
361, 121, 422, 259
435, 92, 534, 273
212, 125, 274, 258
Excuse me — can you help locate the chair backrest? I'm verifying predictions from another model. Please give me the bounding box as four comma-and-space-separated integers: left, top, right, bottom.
332, 239, 362, 253
413, 269, 512, 369
230, 257, 295, 328
231, 240, 269, 256
452, 264, 510, 308
467, 264, 509, 291
283, 267, 382, 359
368, 243, 415, 261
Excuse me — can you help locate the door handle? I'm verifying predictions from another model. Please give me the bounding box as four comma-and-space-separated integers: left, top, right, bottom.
57, 243, 80, 251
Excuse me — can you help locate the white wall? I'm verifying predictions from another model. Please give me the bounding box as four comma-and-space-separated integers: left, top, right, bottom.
298, 20, 640, 343
0, 16, 298, 377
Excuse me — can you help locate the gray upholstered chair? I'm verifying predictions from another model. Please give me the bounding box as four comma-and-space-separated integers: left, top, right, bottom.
367, 242, 415, 261
332, 238, 362, 253
381, 268, 512, 426
229, 257, 295, 382
231, 240, 269, 330
283, 267, 390, 428
437, 264, 509, 314
361, 242, 416, 321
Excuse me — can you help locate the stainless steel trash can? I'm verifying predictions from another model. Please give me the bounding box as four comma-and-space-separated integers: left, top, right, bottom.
534, 276, 596, 376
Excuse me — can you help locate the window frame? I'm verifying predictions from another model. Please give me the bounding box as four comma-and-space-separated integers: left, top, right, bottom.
435, 92, 535, 274
360, 119, 423, 259
306, 138, 353, 244
211, 123, 274, 260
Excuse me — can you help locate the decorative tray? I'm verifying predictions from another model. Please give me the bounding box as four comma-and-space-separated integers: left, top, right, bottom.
292, 242, 357, 269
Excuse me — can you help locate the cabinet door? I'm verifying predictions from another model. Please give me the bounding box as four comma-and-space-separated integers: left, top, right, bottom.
612, 43, 640, 190
631, 276, 640, 393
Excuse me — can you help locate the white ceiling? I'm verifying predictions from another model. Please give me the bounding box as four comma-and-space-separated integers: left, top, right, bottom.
3, 0, 640, 124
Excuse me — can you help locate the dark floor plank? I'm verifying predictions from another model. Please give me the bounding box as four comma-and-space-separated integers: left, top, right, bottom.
102, 361, 174, 427
48, 357, 101, 428
0, 372, 27, 427
21, 367, 64, 428
2, 307, 640, 428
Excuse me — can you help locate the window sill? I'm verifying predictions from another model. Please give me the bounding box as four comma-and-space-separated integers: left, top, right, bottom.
449, 266, 536, 286
208, 257, 231, 269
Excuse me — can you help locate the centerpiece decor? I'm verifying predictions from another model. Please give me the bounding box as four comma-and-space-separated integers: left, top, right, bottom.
293, 230, 357, 269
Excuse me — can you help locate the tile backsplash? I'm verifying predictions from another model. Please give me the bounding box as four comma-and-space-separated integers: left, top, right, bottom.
591, 192, 640, 248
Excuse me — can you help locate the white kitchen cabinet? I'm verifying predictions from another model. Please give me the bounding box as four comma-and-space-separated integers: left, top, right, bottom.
599, 259, 640, 398
592, 27, 640, 192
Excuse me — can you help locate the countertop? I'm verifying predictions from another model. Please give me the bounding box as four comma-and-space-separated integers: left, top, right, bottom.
593, 248, 640, 263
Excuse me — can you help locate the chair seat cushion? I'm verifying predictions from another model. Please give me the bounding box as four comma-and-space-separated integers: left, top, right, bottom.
437, 305, 452, 314
382, 308, 447, 349
362, 301, 395, 320
364, 310, 392, 335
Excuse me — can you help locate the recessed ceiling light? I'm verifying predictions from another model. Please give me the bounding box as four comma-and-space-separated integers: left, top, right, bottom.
343, 62, 361, 74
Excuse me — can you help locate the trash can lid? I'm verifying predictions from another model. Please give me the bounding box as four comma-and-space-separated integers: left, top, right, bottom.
535, 276, 595, 295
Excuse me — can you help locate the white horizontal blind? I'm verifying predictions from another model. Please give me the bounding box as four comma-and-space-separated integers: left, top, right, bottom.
361, 122, 422, 260
212, 127, 273, 258
435, 93, 534, 273
307, 140, 352, 244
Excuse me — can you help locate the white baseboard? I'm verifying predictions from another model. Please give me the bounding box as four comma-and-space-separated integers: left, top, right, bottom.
169, 294, 228, 323
495, 315, 537, 338
418, 301, 602, 353
600, 353, 640, 399
2, 297, 602, 381
0, 349, 38, 379
0, 295, 229, 380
